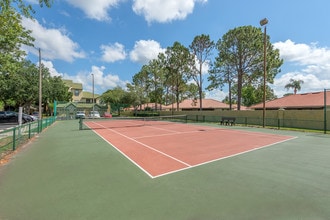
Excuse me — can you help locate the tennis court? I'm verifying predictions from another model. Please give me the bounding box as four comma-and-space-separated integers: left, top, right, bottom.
84, 116, 295, 178
0, 119, 330, 219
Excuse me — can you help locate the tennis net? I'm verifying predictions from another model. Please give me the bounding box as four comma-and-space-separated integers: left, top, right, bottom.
79, 115, 187, 130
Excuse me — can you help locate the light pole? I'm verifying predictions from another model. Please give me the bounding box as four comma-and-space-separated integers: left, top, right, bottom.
38, 48, 42, 120
92, 73, 95, 113
260, 18, 268, 128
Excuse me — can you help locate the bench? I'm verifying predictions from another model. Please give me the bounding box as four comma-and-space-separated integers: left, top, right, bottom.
220, 117, 236, 126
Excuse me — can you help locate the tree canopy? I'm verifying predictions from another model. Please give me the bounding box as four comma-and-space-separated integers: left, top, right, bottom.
0, 0, 52, 18
285, 78, 304, 94
208, 26, 283, 109
188, 34, 215, 110
100, 87, 134, 115
2, 0, 287, 113
0, 0, 72, 114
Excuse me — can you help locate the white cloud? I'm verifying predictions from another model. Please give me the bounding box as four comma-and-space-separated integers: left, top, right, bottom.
274, 40, 330, 66
100, 43, 127, 62
129, 40, 165, 64
22, 18, 86, 62
65, 0, 122, 21
205, 89, 226, 101
132, 0, 207, 24
65, 66, 129, 94
194, 56, 210, 75
272, 40, 330, 97
42, 60, 63, 77
89, 66, 130, 92
273, 72, 330, 97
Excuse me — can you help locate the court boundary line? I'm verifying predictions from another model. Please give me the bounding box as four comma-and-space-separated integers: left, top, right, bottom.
133, 129, 212, 139
152, 136, 298, 178
86, 121, 297, 179
91, 129, 155, 178
91, 121, 191, 166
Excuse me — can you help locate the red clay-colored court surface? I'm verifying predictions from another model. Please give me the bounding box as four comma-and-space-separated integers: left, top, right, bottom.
85, 120, 295, 178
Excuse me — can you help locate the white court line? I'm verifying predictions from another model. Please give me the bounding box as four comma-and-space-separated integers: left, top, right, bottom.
90, 121, 191, 168
152, 135, 298, 178
133, 124, 221, 139
87, 121, 297, 179
133, 129, 207, 139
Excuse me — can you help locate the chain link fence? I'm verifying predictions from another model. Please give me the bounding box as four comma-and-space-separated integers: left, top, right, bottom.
0, 117, 56, 161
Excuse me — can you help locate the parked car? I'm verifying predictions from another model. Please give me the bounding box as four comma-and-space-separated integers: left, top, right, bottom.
90, 111, 100, 118
30, 114, 38, 121
23, 113, 35, 122
0, 111, 17, 123
103, 112, 112, 118
0, 111, 32, 124
31, 112, 39, 119
75, 111, 86, 119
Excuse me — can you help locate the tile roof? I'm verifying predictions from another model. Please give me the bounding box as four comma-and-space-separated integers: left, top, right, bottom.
82, 91, 100, 99
128, 99, 231, 111
167, 99, 230, 109
63, 79, 83, 90
250, 91, 330, 109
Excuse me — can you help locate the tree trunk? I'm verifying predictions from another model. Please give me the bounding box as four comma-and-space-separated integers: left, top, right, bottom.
199, 63, 203, 111
237, 70, 243, 110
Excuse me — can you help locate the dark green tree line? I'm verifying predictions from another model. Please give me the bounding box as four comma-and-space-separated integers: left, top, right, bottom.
128, 27, 283, 110
188, 34, 215, 110
0, 0, 62, 113
208, 26, 282, 109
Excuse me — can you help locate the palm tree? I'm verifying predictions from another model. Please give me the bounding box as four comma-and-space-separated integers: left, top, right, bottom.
285, 78, 304, 94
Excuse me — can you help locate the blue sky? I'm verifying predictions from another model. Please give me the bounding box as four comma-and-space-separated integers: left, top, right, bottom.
23, 0, 330, 100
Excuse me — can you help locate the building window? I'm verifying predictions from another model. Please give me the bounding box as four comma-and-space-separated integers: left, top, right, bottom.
74, 90, 79, 96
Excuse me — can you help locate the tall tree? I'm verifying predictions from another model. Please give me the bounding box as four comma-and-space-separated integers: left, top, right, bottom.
100, 87, 132, 115
240, 84, 276, 107
184, 83, 201, 100
208, 62, 235, 109
285, 78, 304, 94
1, 60, 70, 112
164, 41, 193, 111
209, 26, 283, 110
0, 7, 34, 76
128, 65, 152, 110
10, 60, 39, 111
188, 34, 215, 110
0, 0, 52, 69
0, 0, 52, 18
0, 0, 52, 106
145, 57, 166, 110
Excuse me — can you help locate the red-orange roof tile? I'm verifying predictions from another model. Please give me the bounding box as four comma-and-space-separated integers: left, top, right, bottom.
250, 91, 330, 109
166, 99, 230, 109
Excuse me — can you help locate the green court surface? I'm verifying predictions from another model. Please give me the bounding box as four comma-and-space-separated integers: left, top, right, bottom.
0, 120, 330, 220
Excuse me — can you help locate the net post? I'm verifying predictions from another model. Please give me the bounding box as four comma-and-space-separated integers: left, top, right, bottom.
79, 118, 83, 130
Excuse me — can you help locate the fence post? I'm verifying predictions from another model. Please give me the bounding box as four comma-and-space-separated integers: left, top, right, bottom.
13, 127, 16, 151
28, 123, 31, 139
37, 120, 40, 133
324, 89, 327, 134
79, 118, 83, 130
